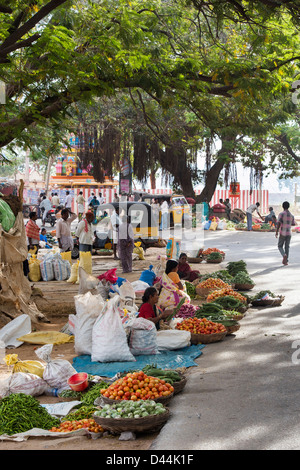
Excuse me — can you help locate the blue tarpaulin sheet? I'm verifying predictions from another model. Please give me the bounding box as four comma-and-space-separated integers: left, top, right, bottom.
72, 344, 205, 378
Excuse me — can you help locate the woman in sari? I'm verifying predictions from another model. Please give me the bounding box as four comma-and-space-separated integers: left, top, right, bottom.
117, 215, 134, 273
157, 259, 190, 310
177, 253, 200, 282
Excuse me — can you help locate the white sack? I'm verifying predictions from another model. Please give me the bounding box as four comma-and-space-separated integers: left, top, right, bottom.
74, 291, 105, 355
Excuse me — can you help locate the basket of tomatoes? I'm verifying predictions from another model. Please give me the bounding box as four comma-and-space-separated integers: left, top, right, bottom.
176, 317, 227, 344
99, 371, 174, 406
196, 278, 232, 297
207, 288, 247, 305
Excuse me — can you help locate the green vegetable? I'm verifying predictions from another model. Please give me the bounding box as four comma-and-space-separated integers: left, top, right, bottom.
80, 381, 109, 407
251, 290, 276, 300
185, 281, 196, 298
62, 405, 97, 422
0, 393, 60, 435
213, 295, 244, 310
226, 260, 248, 276
165, 297, 186, 322
233, 271, 254, 285
94, 400, 166, 419
142, 365, 182, 383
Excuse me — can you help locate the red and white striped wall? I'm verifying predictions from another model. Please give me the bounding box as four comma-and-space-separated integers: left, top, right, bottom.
142, 189, 269, 213
25, 187, 269, 214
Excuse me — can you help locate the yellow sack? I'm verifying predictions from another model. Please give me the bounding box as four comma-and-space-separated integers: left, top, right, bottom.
209, 221, 218, 231
28, 254, 41, 282
16, 331, 74, 345
4, 354, 45, 378
28, 245, 38, 256
133, 242, 145, 260
76, 251, 92, 283
67, 259, 79, 283
61, 251, 72, 263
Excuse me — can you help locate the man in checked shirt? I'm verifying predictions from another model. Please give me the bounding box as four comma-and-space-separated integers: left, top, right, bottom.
275, 201, 295, 266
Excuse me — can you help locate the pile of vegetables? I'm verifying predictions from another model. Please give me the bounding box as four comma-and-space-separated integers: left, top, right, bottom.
175, 303, 197, 318
236, 222, 247, 229
94, 400, 167, 419
251, 290, 277, 300
175, 317, 226, 335
226, 260, 248, 276
226, 221, 237, 231
185, 281, 197, 299
207, 288, 247, 304
233, 271, 255, 286
0, 393, 60, 435
199, 270, 234, 284
59, 380, 109, 404
100, 371, 174, 401
50, 418, 103, 433
213, 295, 245, 310
198, 278, 231, 290
195, 302, 242, 320
141, 365, 182, 385
206, 252, 223, 261
203, 248, 225, 257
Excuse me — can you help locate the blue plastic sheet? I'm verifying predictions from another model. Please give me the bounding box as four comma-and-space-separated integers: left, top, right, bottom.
72, 344, 205, 378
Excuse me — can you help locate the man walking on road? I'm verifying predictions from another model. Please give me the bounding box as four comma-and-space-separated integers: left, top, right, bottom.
275, 201, 295, 265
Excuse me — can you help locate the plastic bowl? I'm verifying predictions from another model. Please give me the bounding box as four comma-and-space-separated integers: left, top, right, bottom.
68, 372, 89, 392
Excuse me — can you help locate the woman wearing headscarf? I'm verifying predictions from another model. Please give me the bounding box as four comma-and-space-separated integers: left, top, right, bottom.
157, 259, 190, 310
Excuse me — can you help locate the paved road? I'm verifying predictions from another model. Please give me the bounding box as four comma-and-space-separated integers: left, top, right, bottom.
151, 229, 300, 451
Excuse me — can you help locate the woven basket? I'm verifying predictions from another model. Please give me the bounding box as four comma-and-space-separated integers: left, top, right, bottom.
93, 409, 170, 434
206, 258, 222, 264
234, 283, 255, 291
100, 393, 174, 407
251, 295, 284, 307
190, 330, 227, 344
195, 286, 221, 297
187, 257, 203, 263
229, 313, 244, 321
225, 323, 241, 335
171, 373, 187, 395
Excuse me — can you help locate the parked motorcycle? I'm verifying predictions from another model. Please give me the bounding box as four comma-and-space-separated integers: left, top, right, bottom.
41, 207, 56, 227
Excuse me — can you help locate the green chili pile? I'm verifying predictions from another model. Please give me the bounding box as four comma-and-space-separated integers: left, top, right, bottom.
0, 393, 60, 435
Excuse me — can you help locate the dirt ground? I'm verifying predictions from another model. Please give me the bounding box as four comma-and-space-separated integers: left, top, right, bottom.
0, 246, 215, 451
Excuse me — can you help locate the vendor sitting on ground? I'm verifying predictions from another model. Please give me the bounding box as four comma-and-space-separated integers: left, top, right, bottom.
39, 228, 52, 248
264, 207, 277, 227
138, 287, 171, 330
157, 259, 191, 310
177, 253, 200, 282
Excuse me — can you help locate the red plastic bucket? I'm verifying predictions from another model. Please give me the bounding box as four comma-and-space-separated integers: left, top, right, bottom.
68, 372, 89, 392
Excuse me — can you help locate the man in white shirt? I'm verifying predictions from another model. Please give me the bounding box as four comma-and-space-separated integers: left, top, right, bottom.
98, 192, 105, 204
246, 202, 263, 231
56, 208, 77, 252
65, 191, 73, 210
39, 195, 52, 223
51, 193, 60, 207
75, 211, 94, 253
160, 197, 169, 230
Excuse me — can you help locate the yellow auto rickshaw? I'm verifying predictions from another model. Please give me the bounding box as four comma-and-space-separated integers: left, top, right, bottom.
140, 193, 193, 228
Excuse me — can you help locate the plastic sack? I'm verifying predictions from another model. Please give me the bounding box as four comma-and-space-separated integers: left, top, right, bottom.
127, 318, 159, 356
217, 220, 226, 230
209, 218, 218, 230
78, 251, 92, 278
0, 198, 16, 232
40, 253, 55, 281
28, 255, 41, 282
91, 296, 136, 363
156, 329, 191, 350
61, 251, 72, 263
17, 331, 74, 345
67, 260, 80, 283
53, 255, 71, 281
98, 268, 118, 284
139, 265, 156, 286
0, 372, 47, 398
131, 280, 150, 292
166, 237, 181, 260
73, 291, 105, 356
118, 280, 136, 308
204, 220, 211, 230
4, 354, 45, 378
35, 344, 77, 390
78, 267, 99, 295
0, 314, 31, 348
133, 242, 145, 260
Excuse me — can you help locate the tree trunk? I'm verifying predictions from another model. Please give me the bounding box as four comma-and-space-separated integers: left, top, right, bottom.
196, 158, 225, 203
150, 169, 156, 190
